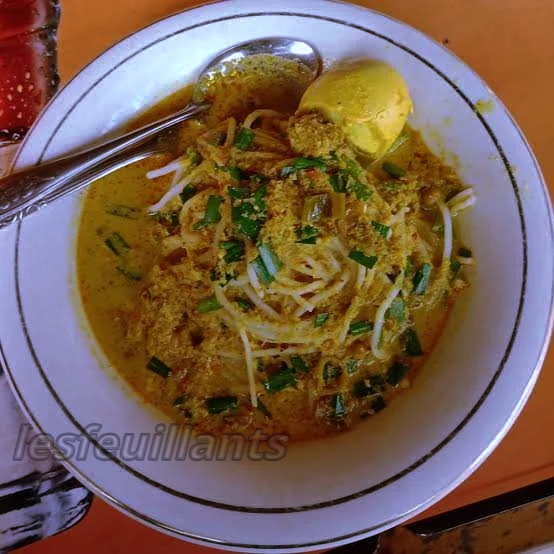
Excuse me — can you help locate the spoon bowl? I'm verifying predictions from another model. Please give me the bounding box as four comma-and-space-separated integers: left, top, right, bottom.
0, 36, 321, 229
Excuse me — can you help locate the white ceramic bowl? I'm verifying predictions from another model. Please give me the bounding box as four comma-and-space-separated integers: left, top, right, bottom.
0, 1, 553, 551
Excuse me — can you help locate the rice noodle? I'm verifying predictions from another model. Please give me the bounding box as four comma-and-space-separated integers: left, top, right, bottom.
371, 284, 402, 360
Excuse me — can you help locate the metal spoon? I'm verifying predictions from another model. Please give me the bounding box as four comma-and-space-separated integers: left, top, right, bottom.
0, 37, 321, 229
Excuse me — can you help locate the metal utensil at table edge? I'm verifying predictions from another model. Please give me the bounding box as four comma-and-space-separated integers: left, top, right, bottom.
0, 37, 322, 229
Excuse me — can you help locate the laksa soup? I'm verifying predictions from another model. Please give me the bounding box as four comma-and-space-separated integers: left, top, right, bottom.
76, 57, 475, 441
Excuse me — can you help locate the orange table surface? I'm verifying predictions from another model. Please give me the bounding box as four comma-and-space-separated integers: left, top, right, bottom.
22, 1, 554, 552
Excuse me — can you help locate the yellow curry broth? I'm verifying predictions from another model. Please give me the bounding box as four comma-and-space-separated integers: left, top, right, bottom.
77, 64, 469, 442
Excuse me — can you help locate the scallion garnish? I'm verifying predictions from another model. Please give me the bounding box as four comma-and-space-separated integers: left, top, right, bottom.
282, 156, 327, 177
386, 361, 411, 386
412, 263, 432, 294
106, 204, 140, 219
346, 359, 360, 374
371, 220, 391, 239
225, 166, 248, 181
256, 399, 272, 418
194, 195, 223, 230
230, 184, 267, 242
262, 365, 296, 393
291, 356, 310, 373
330, 393, 346, 421
371, 396, 387, 413
382, 161, 406, 178
401, 328, 423, 356
250, 256, 274, 285
329, 168, 371, 200
314, 312, 330, 327
348, 249, 378, 269
179, 184, 198, 204
234, 296, 254, 311
206, 396, 238, 414
220, 239, 245, 263
147, 356, 171, 379
349, 320, 374, 336
258, 242, 283, 277
450, 258, 461, 274
198, 295, 222, 314
173, 396, 185, 408
234, 127, 255, 150
387, 297, 406, 323
323, 362, 341, 382
116, 266, 142, 281
295, 225, 319, 244
105, 232, 130, 256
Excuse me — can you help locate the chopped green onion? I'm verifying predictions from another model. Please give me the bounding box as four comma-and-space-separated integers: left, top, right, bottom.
291, 356, 310, 373
346, 359, 360, 374
256, 399, 272, 418
228, 186, 250, 200
230, 184, 267, 242
105, 232, 130, 256
314, 312, 330, 327
106, 204, 140, 219
458, 247, 473, 258
353, 380, 373, 398
348, 179, 372, 201
401, 328, 423, 356
250, 256, 274, 286
355, 374, 387, 397
151, 210, 180, 231
386, 361, 411, 386
198, 295, 222, 314
206, 396, 238, 414
147, 356, 171, 379
330, 393, 346, 421
179, 184, 198, 204
371, 220, 391, 239
262, 365, 296, 393
329, 171, 346, 193
329, 169, 371, 200
250, 173, 270, 186
173, 396, 185, 408
349, 320, 374, 336
234, 127, 255, 150
234, 297, 254, 311
220, 239, 245, 263
282, 157, 327, 177
323, 362, 341, 382
450, 258, 461, 274
194, 195, 223, 229
258, 242, 283, 277
371, 396, 387, 413
387, 297, 406, 323
295, 225, 319, 245
348, 249, 378, 269
382, 161, 406, 178
225, 166, 248, 181
412, 263, 432, 294
116, 266, 142, 281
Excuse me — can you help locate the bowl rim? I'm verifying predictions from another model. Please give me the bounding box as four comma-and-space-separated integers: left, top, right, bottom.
2, 0, 554, 550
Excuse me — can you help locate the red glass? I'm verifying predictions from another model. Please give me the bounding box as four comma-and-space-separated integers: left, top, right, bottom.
0, 0, 60, 144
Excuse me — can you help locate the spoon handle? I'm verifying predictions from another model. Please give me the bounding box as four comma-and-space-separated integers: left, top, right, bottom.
0, 102, 209, 229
